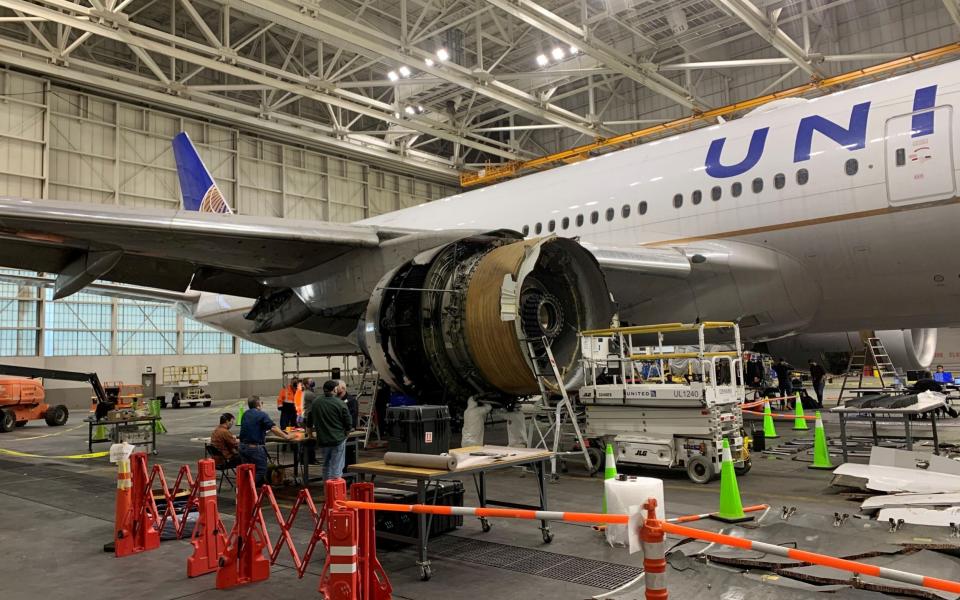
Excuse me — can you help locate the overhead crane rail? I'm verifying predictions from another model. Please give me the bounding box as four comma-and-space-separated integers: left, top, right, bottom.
460, 41, 960, 187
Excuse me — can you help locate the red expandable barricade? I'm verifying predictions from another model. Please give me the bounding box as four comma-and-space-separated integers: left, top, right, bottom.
216, 464, 271, 589
187, 458, 227, 577
115, 452, 160, 558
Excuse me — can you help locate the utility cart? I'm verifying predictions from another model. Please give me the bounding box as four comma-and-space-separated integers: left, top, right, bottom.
159, 365, 212, 409
578, 321, 750, 484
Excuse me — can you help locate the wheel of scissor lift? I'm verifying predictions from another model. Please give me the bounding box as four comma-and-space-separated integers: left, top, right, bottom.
734, 459, 752, 477
45, 405, 69, 427
203, 400, 212, 408
585, 446, 603, 476
15, 421, 26, 427
0, 409, 15, 433
686, 455, 714, 484
171, 394, 181, 409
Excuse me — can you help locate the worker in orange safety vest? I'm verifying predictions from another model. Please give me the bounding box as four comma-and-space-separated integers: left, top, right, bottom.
276, 376, 302, 430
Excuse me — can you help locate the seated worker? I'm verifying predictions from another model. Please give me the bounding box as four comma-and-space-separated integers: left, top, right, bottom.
239, 395, 291, 485
305, 380, 353, 480
210, 413, 241, 468
934, 365, 954, 384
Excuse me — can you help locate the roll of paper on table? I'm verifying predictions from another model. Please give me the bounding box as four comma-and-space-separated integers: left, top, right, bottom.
384, 451, 459, 471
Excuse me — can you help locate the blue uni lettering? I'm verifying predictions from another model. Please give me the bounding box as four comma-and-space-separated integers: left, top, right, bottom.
911, 85, 937, 137
793, 101, 871, 163
704, 127, 769, 178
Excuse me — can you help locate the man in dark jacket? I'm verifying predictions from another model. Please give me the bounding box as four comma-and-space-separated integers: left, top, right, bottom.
808, 359, 827, 408
772, 358, 793, 408
305, 380, 353, 480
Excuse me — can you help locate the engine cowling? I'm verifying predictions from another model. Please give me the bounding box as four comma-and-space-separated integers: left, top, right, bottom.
764, 328, 938, 373
363, 233, 614, 403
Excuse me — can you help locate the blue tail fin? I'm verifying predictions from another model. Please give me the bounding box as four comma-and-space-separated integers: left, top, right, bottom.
172, 132, 233, 214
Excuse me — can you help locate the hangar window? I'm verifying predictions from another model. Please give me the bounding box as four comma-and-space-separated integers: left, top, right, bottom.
638, 201, 648, 215
621, 204, 630, 218
521, 225, 529, 236
673, 193, 683, 209
731, 182, 742, 198
692, 190, 702, 205
590, 211, 599, 224
796, 168, 809, 185
548, 219, 556, 232
561, 217, 570, 229
774, 173, 785, 189
576, 214, 584, 227
845, 158, 859, 176
535, 222, 543, 234
605, 207, 615, 221
711, 186, 721, 201
752, 177, 763, 193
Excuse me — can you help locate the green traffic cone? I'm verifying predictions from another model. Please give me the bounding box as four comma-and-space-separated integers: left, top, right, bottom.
602, 443, 617, 513
236, 401, 246, 427
713, 439, 752, 523
150, 399, 167, 434
792, 393, 809, 431
93, 423, 108, 441
762, 400, 779, 439
809, 411, 835, 470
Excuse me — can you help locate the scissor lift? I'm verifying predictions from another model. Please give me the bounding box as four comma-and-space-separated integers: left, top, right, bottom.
578, 321, 750, 484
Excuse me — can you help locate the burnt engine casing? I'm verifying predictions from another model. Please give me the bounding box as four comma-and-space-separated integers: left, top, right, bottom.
364, 234, 613, 404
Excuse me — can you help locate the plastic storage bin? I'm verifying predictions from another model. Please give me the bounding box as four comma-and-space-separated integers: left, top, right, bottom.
385, 405, 451, 454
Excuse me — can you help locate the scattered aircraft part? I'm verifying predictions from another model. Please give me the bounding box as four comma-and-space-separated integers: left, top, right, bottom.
862, 493, 960, 512
364, 235, 613, 402
832, 447, 960, 494
879, 507, 960, 529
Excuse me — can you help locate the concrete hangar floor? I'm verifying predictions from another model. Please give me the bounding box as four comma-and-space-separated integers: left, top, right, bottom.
1, 393, 959, 600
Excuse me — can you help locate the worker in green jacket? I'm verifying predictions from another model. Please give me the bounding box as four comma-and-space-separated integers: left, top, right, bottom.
305, 379, 353, 480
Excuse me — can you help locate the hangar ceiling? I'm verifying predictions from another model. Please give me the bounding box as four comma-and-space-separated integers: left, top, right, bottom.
0, 0, 956, 181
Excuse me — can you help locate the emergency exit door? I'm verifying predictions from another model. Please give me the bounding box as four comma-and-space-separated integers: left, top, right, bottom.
885, 105, 955, 206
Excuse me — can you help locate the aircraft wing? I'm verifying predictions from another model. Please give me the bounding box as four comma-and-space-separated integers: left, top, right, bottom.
0, 196, 389, 299
0, 272, 200, 305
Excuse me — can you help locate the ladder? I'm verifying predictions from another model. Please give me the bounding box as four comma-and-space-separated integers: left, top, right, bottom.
836, 336, 900, 405
525, 336, 593, 479
355, 361, 385, 449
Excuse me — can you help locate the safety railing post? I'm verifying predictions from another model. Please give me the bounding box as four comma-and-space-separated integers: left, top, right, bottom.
187, 458, 227, 577
351, 482, 393, 600
115, 451, 160, 558
216, 464, 270, 589
640, 498, 667, 600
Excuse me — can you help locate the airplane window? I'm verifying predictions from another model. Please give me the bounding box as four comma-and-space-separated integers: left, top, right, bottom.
590, 211, 599, 224
845, 158, 858, 176
752, 177, 763, 193
521, 225, 529, 236
576, 214, 584, 227
605, 207, 615, 221
535, 222, 542, 234
638, 201, 648, 215
711, 186, 721, 201
561, 216, 570, 229
548, 219, 556, 232
797, 168, 809, 185
692, 190, 702, 205
731, 182, 742, 197
621, 204, 630, 218
774, 173, 785, 189
673, 193, 683, 209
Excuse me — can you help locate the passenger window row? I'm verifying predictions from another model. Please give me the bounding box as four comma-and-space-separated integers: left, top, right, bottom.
520, 165, 838, 236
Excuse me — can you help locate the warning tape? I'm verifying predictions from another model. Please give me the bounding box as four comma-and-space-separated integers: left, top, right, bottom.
0, 447, 110, 459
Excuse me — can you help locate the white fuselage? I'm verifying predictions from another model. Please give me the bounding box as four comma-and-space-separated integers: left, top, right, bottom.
192, 61, 960, 353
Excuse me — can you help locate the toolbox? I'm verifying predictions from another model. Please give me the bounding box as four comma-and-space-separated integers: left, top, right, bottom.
373, 480, 464, 545
384, 405, 451, 454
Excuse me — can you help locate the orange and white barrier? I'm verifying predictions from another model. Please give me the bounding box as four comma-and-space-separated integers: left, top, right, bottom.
113, 450, 160, 558
640, 499, 667, 600
187, 459, 227, 577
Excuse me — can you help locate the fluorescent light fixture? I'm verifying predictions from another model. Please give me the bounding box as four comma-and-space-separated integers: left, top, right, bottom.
404, 105, 415, 115
398, 66, 411, 77
416, 105, 424, 113
387, 70, 399, 82
551, 47, 565, 60
394, 111, 401, 118
424, 57, 435, 67
436, 48, 450, 61
569, 45, 579, 55
535, 54, 548, 66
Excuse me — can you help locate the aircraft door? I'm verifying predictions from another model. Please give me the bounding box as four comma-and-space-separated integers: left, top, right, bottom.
884, 105, 955, 206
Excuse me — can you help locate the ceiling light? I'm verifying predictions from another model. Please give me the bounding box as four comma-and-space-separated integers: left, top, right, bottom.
394, 111, 401, 118
416, 105, 424, 113
424, 57, 434, 67
569, 45, 579, 55
436, 48, 450, 62
551, 47, 565, 60
535, 54, 549, 67
387, 70, 399, 82
404, 105, 415, 115
398, 65, 411, 78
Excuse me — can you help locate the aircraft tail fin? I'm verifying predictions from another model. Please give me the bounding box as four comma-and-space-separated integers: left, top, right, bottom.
172, 131, 233, 214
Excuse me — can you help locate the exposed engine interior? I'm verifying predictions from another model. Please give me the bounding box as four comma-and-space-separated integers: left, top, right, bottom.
363, 234, 613, 406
